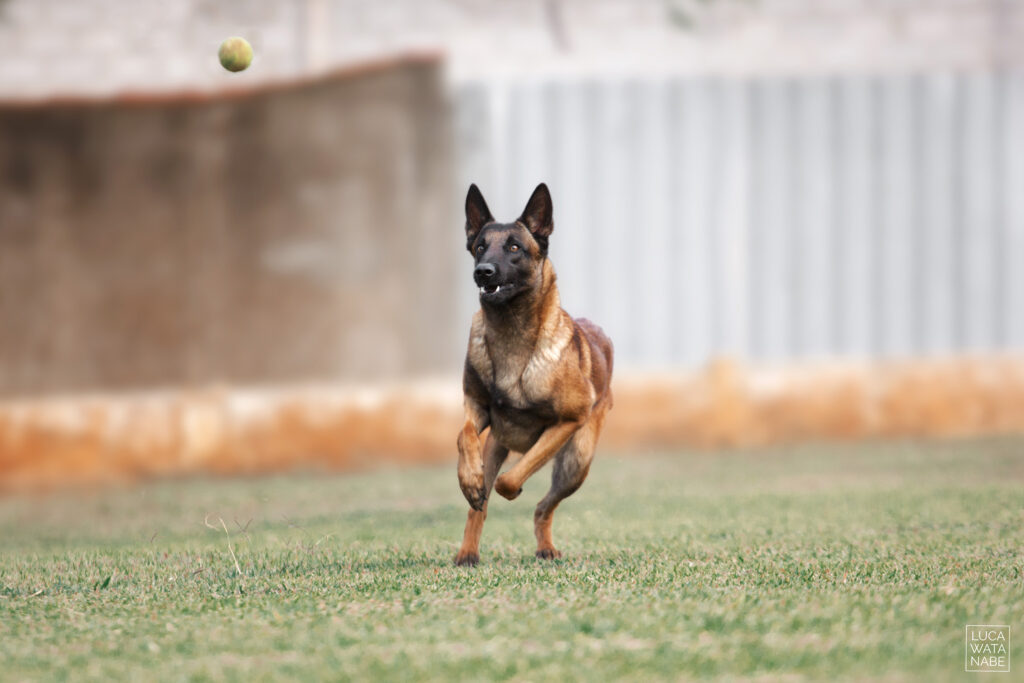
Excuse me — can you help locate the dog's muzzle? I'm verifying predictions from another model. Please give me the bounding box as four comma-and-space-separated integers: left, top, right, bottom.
474, 263, 497, 286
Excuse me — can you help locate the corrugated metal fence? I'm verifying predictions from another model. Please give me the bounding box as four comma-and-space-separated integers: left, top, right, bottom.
455, 72, 1024, 369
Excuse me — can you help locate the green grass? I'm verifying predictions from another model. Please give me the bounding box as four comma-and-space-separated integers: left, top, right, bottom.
1, 437, 1022, 681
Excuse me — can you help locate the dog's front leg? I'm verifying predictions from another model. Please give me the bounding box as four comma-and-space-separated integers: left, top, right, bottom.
494, 418, 582, 501
457, 398, 490, 510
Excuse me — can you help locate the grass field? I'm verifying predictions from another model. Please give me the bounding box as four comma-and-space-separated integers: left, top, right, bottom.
1, 437, 1022, 681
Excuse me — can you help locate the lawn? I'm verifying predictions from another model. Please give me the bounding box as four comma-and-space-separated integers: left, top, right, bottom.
1, 437, 1022, 681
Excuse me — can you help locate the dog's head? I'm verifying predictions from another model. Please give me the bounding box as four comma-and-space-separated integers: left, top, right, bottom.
464, 183, 553, 305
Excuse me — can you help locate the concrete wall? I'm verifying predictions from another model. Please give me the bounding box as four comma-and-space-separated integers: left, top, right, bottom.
0, 55, 457, 397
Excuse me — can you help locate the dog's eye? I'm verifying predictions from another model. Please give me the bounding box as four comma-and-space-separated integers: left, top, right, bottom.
476, 245, 485, 254
509, 244, 520, 253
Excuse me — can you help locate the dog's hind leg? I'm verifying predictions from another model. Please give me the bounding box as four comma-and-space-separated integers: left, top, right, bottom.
533, 438, 592, 560
454, 432, 508, 567
533, 401, 608, 560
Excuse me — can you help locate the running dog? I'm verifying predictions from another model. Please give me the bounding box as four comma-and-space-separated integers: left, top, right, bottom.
454, 183, 614, 566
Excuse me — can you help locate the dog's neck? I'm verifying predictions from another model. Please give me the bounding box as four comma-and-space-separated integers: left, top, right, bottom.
481, 258, 560, 356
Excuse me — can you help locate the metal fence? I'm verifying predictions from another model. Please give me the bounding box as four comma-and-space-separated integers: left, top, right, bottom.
454, 72, 1024, 369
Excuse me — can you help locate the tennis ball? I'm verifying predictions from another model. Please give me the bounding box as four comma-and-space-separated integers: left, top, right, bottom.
218, 37, 253, 72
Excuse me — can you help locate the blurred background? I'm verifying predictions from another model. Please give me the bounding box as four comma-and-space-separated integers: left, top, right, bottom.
1, 0, 1023, 489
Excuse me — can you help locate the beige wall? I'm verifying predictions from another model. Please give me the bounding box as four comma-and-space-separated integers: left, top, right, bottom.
0, 55, 458, 397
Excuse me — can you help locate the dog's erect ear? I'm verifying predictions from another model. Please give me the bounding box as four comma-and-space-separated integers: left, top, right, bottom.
518, 183, 553, 247
465, 184, 494, 247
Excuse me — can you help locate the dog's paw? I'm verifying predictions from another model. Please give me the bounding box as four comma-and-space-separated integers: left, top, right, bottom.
458, 469, 487, 511
454, 551, 480, 567
535, 548, 562, 560
494, 474, 522, 501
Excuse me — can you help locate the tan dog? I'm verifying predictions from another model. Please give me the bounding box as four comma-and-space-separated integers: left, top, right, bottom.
454, 183, 614, 566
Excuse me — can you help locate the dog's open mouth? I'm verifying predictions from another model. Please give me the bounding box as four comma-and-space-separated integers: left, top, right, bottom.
478, 282, 516, 300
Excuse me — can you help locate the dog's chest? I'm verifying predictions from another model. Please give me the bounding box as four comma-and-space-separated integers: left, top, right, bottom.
489, 350, 532, 403
468, 327, 527, 404
467, 340, 553, 449
469, 320, 571, 408
493, 353, 563, 449
487, 385, 555, 453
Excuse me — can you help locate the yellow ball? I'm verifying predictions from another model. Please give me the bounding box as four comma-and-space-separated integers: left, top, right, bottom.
218, 37, 253, 73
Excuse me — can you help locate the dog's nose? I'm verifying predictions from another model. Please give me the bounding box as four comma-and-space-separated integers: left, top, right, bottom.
473, 263, 497, 285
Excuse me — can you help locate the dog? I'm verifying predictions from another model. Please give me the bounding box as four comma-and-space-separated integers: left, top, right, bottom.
454, 182, 614, 566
